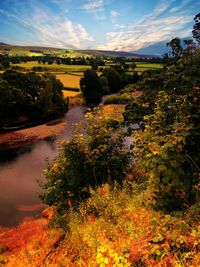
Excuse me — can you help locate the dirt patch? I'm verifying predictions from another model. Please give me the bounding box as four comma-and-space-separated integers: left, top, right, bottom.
131, 90, 143, 98
0, 118, 67, 152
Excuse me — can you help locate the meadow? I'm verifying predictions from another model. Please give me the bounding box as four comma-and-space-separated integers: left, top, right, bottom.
56, 74, 82, 89
12, 61, 91, 73
0, 46, 92, 58
12, 61, 162, 74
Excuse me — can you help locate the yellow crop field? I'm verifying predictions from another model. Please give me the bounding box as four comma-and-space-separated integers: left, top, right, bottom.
56, 74, 82, 88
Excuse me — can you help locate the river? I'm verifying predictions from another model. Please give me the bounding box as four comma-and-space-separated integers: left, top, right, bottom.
0, 105, 87, 227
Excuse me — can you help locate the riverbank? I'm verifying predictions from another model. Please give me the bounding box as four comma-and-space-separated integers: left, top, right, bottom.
0, 117, 67, 157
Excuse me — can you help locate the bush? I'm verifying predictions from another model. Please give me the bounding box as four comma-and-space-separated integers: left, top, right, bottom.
104, 93, 132, 105
40, 113, 131, 212
32, 66, 44, 71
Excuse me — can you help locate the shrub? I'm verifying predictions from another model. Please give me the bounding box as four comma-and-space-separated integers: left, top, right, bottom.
104, 93, 132, 105
40, 113, 131, 212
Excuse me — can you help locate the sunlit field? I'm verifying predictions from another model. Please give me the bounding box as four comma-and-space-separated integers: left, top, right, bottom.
56, 74, 82, 88
12, 61, 92, 72
62, 90, 80, 97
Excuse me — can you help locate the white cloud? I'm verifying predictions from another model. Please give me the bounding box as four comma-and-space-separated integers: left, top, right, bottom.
96, 0, 194, 51
83, 0, 104, 11
110, 10, 119, 17
0, 6, 94, 49
83, 0, 106, 20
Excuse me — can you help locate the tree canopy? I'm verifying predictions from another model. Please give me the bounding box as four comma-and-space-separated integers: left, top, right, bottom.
0, 70, 67, 126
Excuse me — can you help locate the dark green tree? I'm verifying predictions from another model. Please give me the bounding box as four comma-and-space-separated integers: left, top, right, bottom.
1, 60, 10, 69
102, 67, 122, 93
192, 13, 200, 46
167, 37, 183, 58
80, 69, 103, 103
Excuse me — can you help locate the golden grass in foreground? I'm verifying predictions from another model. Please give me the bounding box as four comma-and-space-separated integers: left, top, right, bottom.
2, 183, 199, 267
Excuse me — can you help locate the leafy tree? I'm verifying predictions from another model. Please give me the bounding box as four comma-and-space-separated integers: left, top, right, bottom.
102, 67, 122, 93
123, 64, 129, 70
99, 76, 110, 94
0, 78, 25, 123
131, 63, 136, 71
91, 61, 98, 71
40, 114, 131, 212
192, 13, 200, 45
0, 71, 67, 125
123, 100, 149, 124
129, 48, 200, 211
1, 60, 10, 69
80, 69, 103, 103
167, 38, 183, 59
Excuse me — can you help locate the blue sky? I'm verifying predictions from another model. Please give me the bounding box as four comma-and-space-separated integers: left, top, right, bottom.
0, 0, 199, 54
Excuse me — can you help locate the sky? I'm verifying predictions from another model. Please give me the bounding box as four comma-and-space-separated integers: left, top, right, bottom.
0, 0, 199, 55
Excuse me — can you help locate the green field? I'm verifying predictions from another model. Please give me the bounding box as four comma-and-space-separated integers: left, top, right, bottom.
10, 61, 163, 88
12, 61, 92, 72
1, 46, 93, 58
12, 59, 162, 73
128, 62, 163, 73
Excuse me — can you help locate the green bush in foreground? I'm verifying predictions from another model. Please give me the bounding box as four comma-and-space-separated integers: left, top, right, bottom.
40, 113, 131, 212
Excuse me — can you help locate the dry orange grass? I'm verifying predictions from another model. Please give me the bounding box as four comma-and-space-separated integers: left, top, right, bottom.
56, 74, 82, 88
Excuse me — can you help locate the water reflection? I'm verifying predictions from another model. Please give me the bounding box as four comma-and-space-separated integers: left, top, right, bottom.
0, 105, 87, 227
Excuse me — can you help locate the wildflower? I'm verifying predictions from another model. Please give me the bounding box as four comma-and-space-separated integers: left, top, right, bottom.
67, 199, 72, 208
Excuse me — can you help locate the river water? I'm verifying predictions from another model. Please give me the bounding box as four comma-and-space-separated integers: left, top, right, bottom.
0, 105, 87, 227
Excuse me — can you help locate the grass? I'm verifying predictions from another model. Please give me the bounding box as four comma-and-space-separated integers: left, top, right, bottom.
4, 47, 92, 58
57, 74, 82, 89
2, 183, 199, 267
125, 62, 163, 74
8, 48, 43, 57
12, 61, 92, 72
62, 90, 80, 97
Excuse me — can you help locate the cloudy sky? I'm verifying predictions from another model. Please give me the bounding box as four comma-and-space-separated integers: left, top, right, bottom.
0, 0, 199, 54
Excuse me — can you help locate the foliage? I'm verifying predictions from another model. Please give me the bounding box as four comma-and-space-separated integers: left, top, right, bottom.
123, 100, 150, 124
40, 112, 131, 212
99, 76, 110, 95
132, 88, 199, 211
80, 69, 103, 103
0, 70, 67, 126
4, 184, 200, 267
123, 17, 200, 211
102, 67, 123, 93
192, 13, 200, 45
104, 93, 132, 105
167, 38, 183, 58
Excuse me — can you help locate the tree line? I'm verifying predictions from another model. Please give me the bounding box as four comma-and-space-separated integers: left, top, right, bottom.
80, 66, 139, 104
0, 71, 67, 127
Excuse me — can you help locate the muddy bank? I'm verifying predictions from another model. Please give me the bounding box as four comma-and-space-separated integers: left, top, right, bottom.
0, 118, 67, 158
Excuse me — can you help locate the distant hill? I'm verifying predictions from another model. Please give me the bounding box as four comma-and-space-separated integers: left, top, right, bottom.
0, 43, 155, 58
77, 49, 154, 58
0, 42, 10, 46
